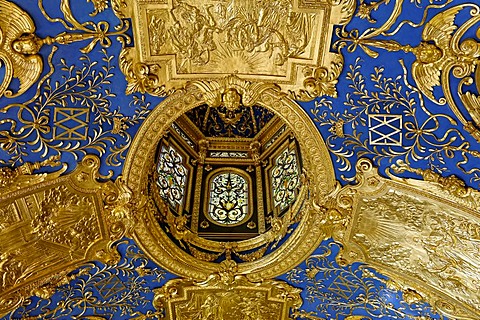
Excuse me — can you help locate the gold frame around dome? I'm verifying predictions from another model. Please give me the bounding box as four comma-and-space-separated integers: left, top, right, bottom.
123, 75, 336, 280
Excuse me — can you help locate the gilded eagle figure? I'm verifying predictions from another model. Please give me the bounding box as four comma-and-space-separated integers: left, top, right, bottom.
0, 0, 43, 98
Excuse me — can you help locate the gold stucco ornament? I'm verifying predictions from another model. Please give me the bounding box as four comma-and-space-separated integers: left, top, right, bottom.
0, 0, 44, 98
0, 0, 129, 98
116, 0, 354, 100
152, 273, 302, 320
338, 3, 480, 143
331, 158, 480, 319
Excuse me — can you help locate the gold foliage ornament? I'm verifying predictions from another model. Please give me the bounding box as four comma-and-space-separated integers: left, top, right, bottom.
0, 0, 129, 98
0, 154, 134, 317
337, 4, 480, 142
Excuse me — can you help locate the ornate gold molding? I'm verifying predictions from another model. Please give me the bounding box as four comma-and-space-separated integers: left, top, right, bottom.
0, 155, 132, 316
116, 0, 354, 100
151, 274, 302, 320
332, 158, 480, 319
123, 76, 336, 280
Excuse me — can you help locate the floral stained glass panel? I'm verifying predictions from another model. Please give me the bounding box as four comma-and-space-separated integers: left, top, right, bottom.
271, 148, 300, 209
157, 145, 188, 207
208, 172, 249, 225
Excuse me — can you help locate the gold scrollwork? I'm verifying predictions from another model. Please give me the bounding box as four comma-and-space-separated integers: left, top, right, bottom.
115, 0, 353, 99
152, 274, 302, 320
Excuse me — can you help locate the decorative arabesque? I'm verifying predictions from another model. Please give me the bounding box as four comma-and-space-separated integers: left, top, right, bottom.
156, 145, 188, 208
208, 171, 249, 225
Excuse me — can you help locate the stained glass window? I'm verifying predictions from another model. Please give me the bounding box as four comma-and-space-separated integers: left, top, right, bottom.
271, 148, 300, 209
208, 172, 249, 225
156, 145, 188, 207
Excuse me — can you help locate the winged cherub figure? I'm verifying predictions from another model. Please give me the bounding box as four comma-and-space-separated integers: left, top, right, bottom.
344, 5, 479, 103
402, 6, 472, 103
0, 0, 44, 98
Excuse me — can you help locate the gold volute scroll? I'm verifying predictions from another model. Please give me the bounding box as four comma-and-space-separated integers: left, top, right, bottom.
116, 0, 354, 100
0, 154, 133, 317
332, 158, 480, 320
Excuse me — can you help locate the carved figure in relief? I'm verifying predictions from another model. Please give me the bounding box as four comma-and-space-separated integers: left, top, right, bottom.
169, 3, 216, 71
403, 6, 477, 103
149, 15, 167, 54
0, 0, 129, 98
149, 1, 313, 72
0, 250, 23, 288
200, 295, 219, 319
344, 6, 478, 102
222, 0, 312, 66
340, 5, 480, 139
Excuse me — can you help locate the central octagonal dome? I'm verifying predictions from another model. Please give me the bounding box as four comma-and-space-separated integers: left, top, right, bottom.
150, 103, 304, 262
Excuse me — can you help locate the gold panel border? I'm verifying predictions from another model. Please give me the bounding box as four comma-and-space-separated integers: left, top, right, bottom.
0, 155, 133, 316
152, 275, 303, 320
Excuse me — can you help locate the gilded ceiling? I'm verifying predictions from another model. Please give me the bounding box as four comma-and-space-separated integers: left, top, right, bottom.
0, 0, 479, 319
